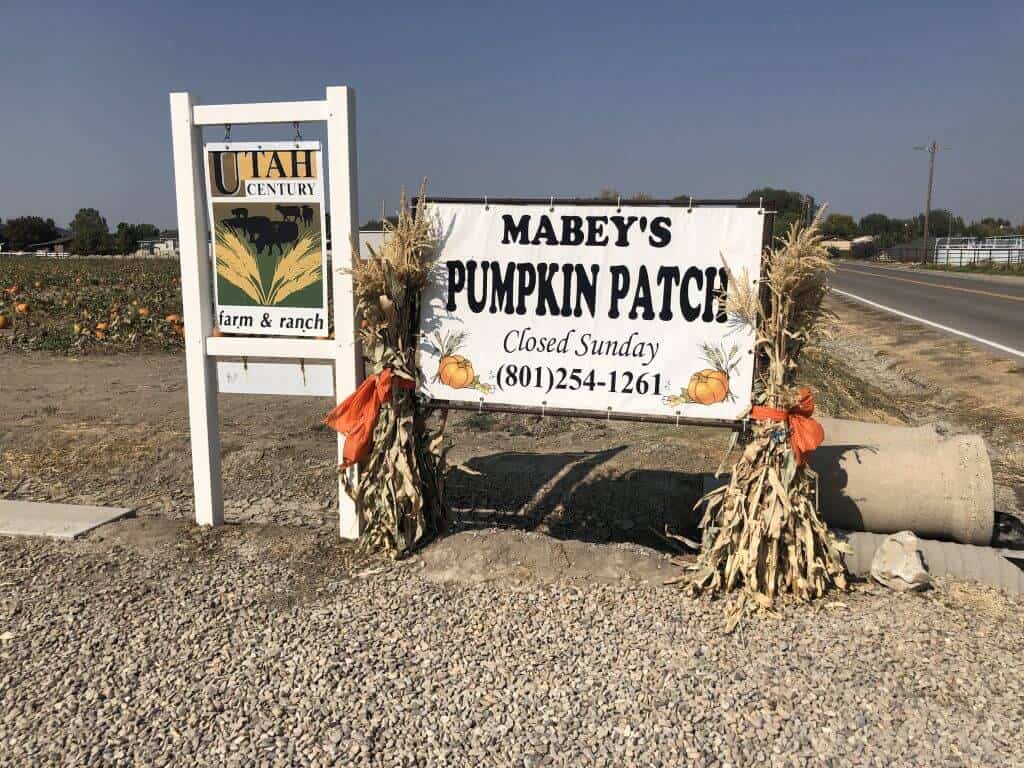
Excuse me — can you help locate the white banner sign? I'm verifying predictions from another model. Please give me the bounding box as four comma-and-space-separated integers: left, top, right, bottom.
417, 201, 765, 422
203, 141, 328, 337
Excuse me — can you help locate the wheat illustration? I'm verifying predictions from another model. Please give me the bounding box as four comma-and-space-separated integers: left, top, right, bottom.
215, 225, 266, 304
215, 223, 322, 306
265, 227, 322, 305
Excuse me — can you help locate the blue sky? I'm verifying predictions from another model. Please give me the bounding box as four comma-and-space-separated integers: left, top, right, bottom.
1, 1, 1021, 229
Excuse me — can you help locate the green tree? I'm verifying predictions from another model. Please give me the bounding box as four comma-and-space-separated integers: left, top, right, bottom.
4, 216, 59, 250
858, 213, 891, 237
134, 223, 161, 240
746, 188, 816, 218
70, 208, 110, 254
821, 213, 857, 239
114, 222, 141, 255
745, 188, 816, 239
966, 217, 1012, 238
769, 212, 802, 242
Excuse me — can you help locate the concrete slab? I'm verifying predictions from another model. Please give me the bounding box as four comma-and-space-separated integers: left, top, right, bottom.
0, 500, 133, 540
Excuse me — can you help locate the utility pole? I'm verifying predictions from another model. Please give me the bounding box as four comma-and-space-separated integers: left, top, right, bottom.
914, 141, 949, 262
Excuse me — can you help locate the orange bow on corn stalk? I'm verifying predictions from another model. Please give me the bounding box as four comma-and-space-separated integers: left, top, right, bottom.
750, 387, 824, 465
324, 368, 415, 468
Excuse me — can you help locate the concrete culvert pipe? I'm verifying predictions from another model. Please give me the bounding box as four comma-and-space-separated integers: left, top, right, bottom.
809, 418, 994, 546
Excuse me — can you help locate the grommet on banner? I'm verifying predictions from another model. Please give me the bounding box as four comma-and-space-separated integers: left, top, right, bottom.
687, 196, 694, 213
484, 195, 489, 210
758, 196, 764, 215
549, 196, 554, 212
675, 410, 681, 426
606, 406, 612, 422
616, 195, 621, 213
293, 121, 303, 142
223, 124, 231, 142
478, 397, 484, 414
541, 400, 547, 418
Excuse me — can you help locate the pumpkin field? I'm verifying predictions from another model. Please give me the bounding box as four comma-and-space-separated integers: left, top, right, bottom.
0, 257, 185, 353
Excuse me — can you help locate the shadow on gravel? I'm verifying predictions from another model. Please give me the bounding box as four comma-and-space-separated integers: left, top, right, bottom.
447, 447, 704, 552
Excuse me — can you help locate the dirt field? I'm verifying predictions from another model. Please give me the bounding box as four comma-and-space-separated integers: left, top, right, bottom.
4, 292, 1024, 766
3, 293, 1022, 540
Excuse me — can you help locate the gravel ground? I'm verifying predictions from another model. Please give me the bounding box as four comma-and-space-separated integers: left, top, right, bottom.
2, 521, 1023, 768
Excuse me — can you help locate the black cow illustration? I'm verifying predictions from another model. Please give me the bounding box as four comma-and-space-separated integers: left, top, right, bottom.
230, 207, 248, 219
275, 204, 302, 222
252, 220, 299, 258
223, 215, 272, 244
301, 205, 314, 226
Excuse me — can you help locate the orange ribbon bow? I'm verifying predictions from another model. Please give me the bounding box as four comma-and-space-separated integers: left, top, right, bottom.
749, 387, 825, 465
324, 369, 414, 469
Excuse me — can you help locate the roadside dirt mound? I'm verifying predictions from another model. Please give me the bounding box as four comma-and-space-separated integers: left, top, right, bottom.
417, 528, 680, 587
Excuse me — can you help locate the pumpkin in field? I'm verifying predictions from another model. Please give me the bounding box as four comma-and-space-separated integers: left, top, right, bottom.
94, 330, 106, 340
0, 315, 9, 330
95, 321, 109, 332
137, 307, 150, 318
165, 314, 182, 325
15, 303, 29, 315
687, 369, 730, 405
439, 355, 475, 389
33, 281, 42, 290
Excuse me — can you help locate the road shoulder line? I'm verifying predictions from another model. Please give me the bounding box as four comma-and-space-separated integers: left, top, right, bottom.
831, 288, 1024, 360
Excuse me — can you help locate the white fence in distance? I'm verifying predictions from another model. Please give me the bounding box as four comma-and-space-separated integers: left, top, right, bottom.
934, 236, 1024, 267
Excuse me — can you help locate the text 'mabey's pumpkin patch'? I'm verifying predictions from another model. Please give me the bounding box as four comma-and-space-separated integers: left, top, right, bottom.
418, 201, 764, 422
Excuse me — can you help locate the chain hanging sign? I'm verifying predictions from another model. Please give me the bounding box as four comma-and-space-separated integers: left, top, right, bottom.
204, 141, 328, 336
417, 199, 767, 424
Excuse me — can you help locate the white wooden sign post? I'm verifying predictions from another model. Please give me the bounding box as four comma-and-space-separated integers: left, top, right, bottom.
169, 86, 362, 539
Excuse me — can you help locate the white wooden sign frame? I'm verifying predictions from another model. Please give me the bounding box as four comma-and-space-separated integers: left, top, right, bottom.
170, 86, 362, 538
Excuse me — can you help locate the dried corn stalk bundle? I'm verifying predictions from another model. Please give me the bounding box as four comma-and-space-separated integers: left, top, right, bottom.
671, 210, 849, 629
345, 181, 450, 557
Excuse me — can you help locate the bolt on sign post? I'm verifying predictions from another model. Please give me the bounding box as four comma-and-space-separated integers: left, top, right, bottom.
169, 87, 362, 538
417, 199, 769, 426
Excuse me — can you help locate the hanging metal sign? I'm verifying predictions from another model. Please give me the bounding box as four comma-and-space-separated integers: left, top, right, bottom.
417, 199, 768, 425
203, 141, 328, 336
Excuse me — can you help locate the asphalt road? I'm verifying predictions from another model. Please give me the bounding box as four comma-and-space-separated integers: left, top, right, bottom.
830, 262, 1024, 359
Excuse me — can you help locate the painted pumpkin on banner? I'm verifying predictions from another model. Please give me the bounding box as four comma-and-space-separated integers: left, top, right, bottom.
439, 355, 475, 389
687, 369, 729, 405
